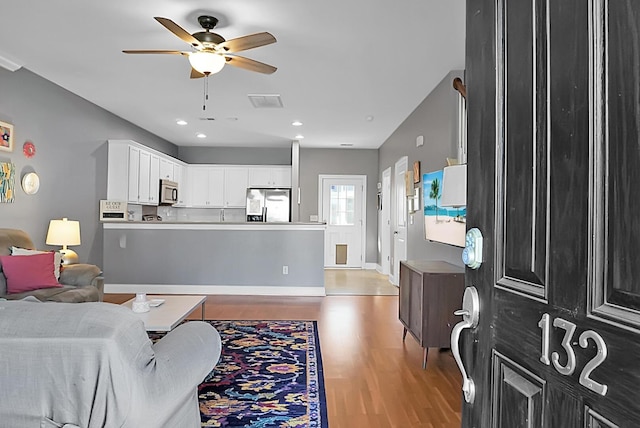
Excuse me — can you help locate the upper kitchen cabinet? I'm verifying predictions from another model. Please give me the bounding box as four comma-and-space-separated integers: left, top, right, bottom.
248, 166, 291, 188
107, 140, 186, 206
186, 166, 248, 208
137, 151, 160, 205
224, 166, 249, 207
187, 166, 224, 207
159, 158, 174, 181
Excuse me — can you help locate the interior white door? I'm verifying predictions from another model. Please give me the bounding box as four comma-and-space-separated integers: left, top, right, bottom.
381, 167, 391, 275
320, 175, 366, 268
391, 157, 408, 285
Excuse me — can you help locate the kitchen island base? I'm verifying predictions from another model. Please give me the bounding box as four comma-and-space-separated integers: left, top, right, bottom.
103, 223, 326, 296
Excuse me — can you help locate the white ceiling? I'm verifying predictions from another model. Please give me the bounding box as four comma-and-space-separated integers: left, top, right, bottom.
0, 0, 465, 149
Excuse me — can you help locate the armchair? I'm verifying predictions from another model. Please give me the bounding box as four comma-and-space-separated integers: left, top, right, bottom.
0, 228, 104, 302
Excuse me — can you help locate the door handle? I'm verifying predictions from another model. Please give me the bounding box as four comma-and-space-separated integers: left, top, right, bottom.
451, 286, 480, 404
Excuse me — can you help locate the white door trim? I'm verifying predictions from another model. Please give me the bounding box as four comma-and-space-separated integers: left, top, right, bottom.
391, 157, 408, 285
381, 167, 391, 275
318, 174, 367, 268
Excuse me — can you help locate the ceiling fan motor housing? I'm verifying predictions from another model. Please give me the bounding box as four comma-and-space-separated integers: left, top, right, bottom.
193, 31, 225, 46
194, 16, 225, 47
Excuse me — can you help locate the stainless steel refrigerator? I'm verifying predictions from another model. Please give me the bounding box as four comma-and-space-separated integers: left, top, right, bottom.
246, 188, 291, 222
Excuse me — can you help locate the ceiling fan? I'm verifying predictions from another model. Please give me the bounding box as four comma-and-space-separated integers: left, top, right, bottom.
123, 16, 277, 78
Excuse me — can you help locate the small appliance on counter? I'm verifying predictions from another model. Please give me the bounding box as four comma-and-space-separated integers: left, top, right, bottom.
159, 179, 178, 205
142, 215, 162, 222
246, 188, 291, 222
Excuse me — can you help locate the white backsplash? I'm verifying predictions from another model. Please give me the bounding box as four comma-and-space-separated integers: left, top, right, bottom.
157, 206, 245, 222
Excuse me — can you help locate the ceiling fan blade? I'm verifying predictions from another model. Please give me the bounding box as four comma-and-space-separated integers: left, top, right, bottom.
190, 68, 206, 79
218, 32, 276, 53
225, 55, 277, 74
154, 17, 202, 48
122, 50, 186, 55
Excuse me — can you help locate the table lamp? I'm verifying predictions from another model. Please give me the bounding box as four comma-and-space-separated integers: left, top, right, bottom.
46, 218, 81, 264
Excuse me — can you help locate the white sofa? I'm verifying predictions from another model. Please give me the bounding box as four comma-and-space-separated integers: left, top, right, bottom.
0, 300, 221, 427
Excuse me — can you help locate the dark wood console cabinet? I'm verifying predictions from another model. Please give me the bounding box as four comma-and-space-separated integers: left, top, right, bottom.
399, 260, 465, 369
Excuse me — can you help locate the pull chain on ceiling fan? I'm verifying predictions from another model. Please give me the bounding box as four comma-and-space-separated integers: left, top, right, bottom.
123, 15, 277, 79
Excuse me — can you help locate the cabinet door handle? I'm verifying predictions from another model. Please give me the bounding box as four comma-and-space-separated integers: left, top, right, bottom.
451, 286, 480, 404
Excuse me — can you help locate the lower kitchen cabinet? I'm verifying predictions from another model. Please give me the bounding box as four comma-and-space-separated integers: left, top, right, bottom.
399, 260, 465, 369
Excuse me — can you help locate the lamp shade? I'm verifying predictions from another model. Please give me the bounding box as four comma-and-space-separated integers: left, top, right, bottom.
188, 52, 226, 75
46, 218, 81, 246
440, 164, 467, 207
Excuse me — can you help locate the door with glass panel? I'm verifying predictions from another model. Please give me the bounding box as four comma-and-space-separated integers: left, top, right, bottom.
320, 175, 365, 268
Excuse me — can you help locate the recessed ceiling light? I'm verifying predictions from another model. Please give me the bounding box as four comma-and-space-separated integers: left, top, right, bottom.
295, 134, 304, 139
365, 115, 374, 122
292, 121, 303, 126
196, 133, 207, 139
176, 119, 188, 126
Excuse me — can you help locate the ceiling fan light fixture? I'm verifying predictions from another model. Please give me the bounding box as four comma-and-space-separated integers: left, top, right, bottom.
188, 51, 225, 74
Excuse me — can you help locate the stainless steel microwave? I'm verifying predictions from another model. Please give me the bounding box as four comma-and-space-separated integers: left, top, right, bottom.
159, 179, 178, 205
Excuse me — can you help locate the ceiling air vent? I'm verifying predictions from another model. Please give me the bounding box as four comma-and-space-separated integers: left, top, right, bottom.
199, 117, 216, 121
248, 94, 283, 108
340, 143, 354, 147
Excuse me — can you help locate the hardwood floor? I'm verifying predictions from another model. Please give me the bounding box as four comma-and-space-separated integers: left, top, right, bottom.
105, 288, 462, 427
324, 268, 399, 296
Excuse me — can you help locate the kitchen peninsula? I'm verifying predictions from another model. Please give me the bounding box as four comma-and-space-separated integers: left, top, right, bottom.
103, 222, 326, 296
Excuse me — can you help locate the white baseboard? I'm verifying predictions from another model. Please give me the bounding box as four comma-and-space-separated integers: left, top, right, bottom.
363, 262, 378, 270
105, 284, 327, 297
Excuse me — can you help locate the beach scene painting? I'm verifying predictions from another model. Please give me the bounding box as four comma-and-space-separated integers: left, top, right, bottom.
423, 170, 466, 247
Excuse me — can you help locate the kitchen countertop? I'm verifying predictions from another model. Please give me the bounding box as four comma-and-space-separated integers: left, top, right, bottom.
102, 221, 326, 230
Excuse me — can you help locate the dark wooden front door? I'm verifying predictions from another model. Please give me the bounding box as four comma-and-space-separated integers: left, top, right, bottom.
461, 0, 640, 426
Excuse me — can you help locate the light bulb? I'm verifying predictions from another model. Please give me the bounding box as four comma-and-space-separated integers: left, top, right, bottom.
188, 52, 226, 74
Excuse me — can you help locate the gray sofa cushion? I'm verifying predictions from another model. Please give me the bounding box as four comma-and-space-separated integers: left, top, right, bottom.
0, 300, 222, 427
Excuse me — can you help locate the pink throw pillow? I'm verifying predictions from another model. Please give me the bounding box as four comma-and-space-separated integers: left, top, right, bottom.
0, 252, 61, 294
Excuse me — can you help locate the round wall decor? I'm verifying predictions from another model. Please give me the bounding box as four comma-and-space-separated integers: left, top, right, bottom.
21, 172, 40, 195
23, 141, 36, 158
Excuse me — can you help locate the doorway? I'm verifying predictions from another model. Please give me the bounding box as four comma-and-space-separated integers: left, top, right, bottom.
390, 157, 408, 285
319, 175, 366, 268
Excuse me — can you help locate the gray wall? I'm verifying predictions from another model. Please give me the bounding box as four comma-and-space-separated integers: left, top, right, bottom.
0, 68, 176, 266
0, 66, 464, 273
179, 146, 291, 165
299, 148, 379, 263
378, 70, 465, 268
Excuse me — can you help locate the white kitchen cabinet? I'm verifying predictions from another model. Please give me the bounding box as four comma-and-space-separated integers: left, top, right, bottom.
248, 166, 291, 187
173, 164, 183, 185
159, 158, 174, 181
187, 166, 224, 207
138, 150, 151, 203
133, 150, 160, 205
173, 164, 186, 205
149, 154, 160, 204
224, 167, 248, 207
127, 146, 140, 204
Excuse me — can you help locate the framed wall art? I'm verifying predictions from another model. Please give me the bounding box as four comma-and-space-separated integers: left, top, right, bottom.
0, 121, 14, 153
0, 162, 15, 203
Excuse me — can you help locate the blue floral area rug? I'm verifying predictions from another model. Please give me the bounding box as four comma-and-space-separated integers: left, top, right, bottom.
199, 320, 327, 428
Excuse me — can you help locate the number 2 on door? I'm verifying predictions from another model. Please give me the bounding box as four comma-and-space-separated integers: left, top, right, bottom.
538, 313, 608, 396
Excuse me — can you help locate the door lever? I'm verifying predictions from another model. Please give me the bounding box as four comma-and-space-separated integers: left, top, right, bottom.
451, 286, 480, 404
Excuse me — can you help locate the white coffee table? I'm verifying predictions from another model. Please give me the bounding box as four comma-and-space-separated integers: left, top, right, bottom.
121, 295, 206, 332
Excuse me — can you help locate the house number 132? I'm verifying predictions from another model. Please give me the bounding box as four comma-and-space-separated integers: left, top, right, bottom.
538, 313, 608, 396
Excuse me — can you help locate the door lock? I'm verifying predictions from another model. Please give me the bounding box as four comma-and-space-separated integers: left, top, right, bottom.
462, 228, 483, 269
